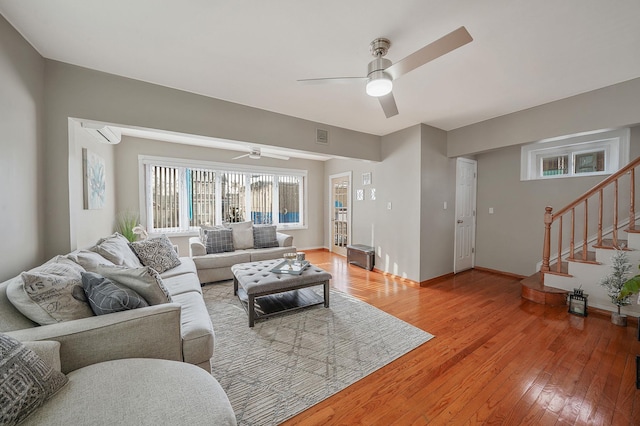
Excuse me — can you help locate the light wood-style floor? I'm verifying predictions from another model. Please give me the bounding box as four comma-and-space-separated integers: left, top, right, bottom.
281, 250, 640, 425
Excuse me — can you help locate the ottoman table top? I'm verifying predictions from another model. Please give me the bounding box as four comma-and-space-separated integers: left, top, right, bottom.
231, 259, 332, 295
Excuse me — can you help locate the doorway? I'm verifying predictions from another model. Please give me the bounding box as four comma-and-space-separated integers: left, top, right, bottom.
454, 158, 477, 273
329, 172, 351, 256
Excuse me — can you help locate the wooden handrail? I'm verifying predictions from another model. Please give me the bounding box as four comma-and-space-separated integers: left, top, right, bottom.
552, 156, 640, 219
541, 155, 640, 274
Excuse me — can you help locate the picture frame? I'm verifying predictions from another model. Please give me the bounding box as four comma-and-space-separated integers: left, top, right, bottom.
356, 189, 364, 201
83, 148, 106, 210
369, 188, 376, 201
568, 292, 588, 317
362, 172, 372, 186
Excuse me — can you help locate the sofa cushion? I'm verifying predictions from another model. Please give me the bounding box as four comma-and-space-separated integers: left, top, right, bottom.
192, 251, 252, 270
91, 233, 143, 268
247, 246, 297, 262
96, 265, 172, 306
81, 272, 149, 316
170, 292, 215, 366
129, 235, 181, 274
160, 257, 197, 279
253, 224, 279, 248
66, 250, 114, 272
205, 228, 234, 254
0, 333, 68, 426
161, 273, 202, 297
7, 257, 94, 325
19, 359, 236, 426
228, 220, 254, 249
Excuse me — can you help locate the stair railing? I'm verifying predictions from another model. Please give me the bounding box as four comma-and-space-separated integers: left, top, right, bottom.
542, 156, 640, 276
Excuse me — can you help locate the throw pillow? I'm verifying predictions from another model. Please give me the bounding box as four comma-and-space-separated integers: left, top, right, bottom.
253, 224, 279, 248
129, 235, 181, 274
205, 228, 235, 254
66, 250, 114, 272
6, 256, 94, 325
228, 220, 254, 249
90, 233, 143, 268
81, 272, 149, 315
0, 333, 68, 426
96, 264, 172, 305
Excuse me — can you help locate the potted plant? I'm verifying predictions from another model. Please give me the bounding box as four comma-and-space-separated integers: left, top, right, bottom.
600, 250, 633, 326
115, 211, 140, 242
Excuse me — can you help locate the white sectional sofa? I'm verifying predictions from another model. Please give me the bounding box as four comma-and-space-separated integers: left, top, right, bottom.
189, 221, 296, 283
0, 233, 236, 425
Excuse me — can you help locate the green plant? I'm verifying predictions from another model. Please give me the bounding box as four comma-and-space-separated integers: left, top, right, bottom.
619, 265, 640, 302
115, 211, 140, 242
600, 250, 633, 314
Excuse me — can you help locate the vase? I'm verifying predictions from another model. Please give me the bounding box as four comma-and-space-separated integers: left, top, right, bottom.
611, 312, 628, 327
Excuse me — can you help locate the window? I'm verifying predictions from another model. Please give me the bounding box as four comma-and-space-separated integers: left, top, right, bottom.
521, 128, 630, 181
140, 156, 306, 233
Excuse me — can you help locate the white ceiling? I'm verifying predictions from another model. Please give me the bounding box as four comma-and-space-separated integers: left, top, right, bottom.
2, 0, 640, 137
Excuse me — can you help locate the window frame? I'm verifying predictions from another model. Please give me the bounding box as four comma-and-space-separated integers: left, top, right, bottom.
520, 128, 630, 181
138, 155, 308, 235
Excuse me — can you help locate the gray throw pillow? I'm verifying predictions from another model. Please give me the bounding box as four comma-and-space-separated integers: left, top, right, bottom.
81, 272, 149, 316
228, 220, 254, 249
91, 233, 143, 268
253, 224, 279, 248
129, 235, 181, 274
0, 333, 68, 426
205, 228, 235, 254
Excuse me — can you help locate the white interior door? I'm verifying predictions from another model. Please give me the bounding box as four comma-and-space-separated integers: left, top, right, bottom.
454, 158, 477, 273
329, 173, 351, 256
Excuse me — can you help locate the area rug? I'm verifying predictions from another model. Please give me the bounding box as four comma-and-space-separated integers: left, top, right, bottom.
202, 281, 434, 425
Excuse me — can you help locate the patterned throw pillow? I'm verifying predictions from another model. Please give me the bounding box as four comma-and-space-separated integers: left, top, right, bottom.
205, 228, 235, 254
253, 224, 279, 248
0, 333, 68, 426
6, 256, 94, 325
81, 272, 149, 316
129, 235, 181, 274
96, 264, 173, 305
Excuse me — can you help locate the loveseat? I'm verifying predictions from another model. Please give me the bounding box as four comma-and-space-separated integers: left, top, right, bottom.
0, 233, 215, 373
189, 221, 296, 283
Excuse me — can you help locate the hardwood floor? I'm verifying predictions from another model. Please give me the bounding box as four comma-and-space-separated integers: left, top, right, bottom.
281, 250, 640, 426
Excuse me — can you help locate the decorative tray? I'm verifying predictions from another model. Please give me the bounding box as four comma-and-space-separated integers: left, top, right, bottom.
270, 260, 310, 275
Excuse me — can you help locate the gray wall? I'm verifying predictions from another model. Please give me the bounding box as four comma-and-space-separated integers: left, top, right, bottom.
68, 120, 117, 249
42, 61, 381, 259
114, 136, 325, 255
420, 124, 456, 281
448, 77, 640, 157
475, 126, 640, 276
0, 15, 45, 280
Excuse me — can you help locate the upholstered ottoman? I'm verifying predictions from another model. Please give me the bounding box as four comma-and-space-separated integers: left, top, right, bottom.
231, 259, 332, 326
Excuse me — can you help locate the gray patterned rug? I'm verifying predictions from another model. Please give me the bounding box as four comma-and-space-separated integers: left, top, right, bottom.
202, 281, 434, 425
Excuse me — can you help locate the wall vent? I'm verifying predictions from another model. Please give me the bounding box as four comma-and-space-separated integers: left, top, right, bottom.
316, 128, 329, 145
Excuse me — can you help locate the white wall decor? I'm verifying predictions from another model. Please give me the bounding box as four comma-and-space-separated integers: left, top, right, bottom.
83, 148, 106, 209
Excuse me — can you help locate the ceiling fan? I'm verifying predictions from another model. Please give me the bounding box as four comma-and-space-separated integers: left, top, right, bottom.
298, 26, 473, 118
232, 147, 290, 161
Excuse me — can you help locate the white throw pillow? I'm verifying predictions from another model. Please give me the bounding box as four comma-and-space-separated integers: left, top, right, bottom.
228, 221, 254, 250
91, 233, 143, 268
96, 264, 172, 305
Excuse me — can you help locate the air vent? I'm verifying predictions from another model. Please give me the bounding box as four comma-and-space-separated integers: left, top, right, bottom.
316, 128, 329, 145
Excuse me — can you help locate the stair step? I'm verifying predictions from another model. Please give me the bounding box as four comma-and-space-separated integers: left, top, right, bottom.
625, 226, 640, 234
521, 272, 568, 306
592, 238, 631, 250
544, 261, 571, 276
566, 250, 600, 265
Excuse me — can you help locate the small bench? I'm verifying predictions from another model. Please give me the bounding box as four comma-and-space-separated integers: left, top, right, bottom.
231, 259, 332, 327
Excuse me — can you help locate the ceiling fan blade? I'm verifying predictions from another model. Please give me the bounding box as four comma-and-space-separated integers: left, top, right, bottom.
297, 77, 366, 85
262, 152, 290, 161
232, 153, 250, 160
385, 26, 472, 80
378, 93, 399, 118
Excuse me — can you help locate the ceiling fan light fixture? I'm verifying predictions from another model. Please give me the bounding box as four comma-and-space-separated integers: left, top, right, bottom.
366, 72, 393, 97
248, 151, 261, 160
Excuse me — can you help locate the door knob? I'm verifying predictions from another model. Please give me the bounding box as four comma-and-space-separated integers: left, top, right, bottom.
457, 219, 463, 223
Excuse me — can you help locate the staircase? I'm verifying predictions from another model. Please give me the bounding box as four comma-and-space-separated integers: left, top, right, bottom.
521, 156, 640, 317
